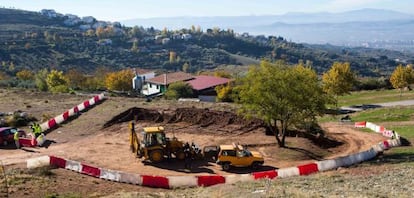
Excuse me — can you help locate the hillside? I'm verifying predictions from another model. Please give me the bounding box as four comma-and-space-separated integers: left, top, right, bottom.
124, 9, 414, 52
0, 8, 413, 77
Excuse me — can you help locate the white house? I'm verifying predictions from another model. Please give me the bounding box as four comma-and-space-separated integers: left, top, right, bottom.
182, 33, 192, 40
142, 72, 194, 96
132, 68, 156, 93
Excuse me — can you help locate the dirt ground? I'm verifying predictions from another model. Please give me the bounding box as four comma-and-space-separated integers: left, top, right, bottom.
0, 89, 388, 197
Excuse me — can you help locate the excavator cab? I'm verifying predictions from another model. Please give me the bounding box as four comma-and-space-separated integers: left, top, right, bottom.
135, 126, 185, 163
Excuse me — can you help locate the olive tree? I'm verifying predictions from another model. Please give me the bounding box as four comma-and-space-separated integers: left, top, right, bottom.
237, 61, 331, 147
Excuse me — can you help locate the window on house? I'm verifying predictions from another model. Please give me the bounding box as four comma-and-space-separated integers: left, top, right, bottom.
149, 84, 152, 88
156, 85, 159, 89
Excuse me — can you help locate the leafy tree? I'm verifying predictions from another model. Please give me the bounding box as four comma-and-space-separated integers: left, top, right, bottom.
105, 69, 134, 91
215, 83, 234, 102
182, 62, 190, 72
169, 51, 177, 63
322, 62, 355, 108
8, 62, 15, 72
0, 71, 9, 81
65, 69, 86, 90
47, 70, 69, 93
237, 61, 331, 147
131, 40, 139, 53
390, 64, 414, 97
214, 70, 232, 78
35, 68, 49, 91
16, 69, 34, 81
164, 82, 194, 100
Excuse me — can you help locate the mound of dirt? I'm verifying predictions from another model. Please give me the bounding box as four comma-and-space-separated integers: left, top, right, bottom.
103, 107, 265, 133
103, 107, 163, 128
167, 108, 264, 130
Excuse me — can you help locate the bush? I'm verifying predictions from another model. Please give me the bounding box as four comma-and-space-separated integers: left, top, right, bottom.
164, 82, 194, 100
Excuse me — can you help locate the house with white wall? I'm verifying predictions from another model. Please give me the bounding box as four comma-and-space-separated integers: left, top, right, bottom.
132, 68, 156, 93
142, 72, 194, 96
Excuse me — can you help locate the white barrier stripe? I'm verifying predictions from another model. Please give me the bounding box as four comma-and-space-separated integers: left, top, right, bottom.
100, 168, 121, 182
316, 159, 337, 171
54, 114, 65, 124
65, 160, 82, 172
224, 174, 254, 184
27, 156, 50, 169
40, 122, 50, 131
98, 93, 105, 101
77, 103, 86, 112
68, 107, 76, 117
277, 167, 299, 178
168, 176, 198, 188
89, 98, 96, 106
119, 172, 142, 185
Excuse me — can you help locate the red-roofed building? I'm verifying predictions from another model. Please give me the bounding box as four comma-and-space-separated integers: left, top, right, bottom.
142, 72, 232, 101
187, 75, 232, 101
142, 72, 194, 96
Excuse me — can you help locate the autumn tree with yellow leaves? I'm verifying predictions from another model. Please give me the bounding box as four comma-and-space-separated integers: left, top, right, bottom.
390, 64, 414, 97
105, 69, 134, 91
322, 62, 356, 108
16, 69, 34, 81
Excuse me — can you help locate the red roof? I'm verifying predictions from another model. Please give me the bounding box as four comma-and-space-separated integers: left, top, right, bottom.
146, 72, 194, 85
187, 75, 231, 91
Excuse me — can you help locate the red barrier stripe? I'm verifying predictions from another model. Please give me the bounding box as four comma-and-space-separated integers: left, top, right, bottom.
141, 175, 169, 188
94, 95, 100, 103
48, 119, 57, 129
81, 164, 101, 177
74, 106, 79, 113
83, 100, 90, 108
252, 170, 278, 179
50, 156, 66, 168
298, 163, 319, 175
197, 175, 225, 187
19, 138, 36, 147
383, 141, 390, 149
63, 111, 70, 120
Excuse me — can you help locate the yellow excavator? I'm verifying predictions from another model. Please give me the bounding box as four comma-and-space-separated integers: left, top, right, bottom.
129, 122, 185, 162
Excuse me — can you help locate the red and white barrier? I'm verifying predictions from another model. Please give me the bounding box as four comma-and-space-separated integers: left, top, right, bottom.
40, 93, 105, 132
354, 121, 366, 128
25, 119, 402, 189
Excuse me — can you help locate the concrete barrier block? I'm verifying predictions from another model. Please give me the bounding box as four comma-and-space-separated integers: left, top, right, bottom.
277, 167, 299, 178
119, 172, 142, 185
168, 176, 198, 188
65, 160, 82, 172
316, 159, 337, 171
100, 168, 121, 182
54, 115, 65, 124
27, 156, 50, 169
225, 174, 254, 184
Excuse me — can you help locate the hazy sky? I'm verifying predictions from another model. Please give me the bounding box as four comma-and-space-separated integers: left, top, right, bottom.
0, 0, 412, 21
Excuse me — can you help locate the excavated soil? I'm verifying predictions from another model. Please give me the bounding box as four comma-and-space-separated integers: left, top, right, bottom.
104, 107, 265, 134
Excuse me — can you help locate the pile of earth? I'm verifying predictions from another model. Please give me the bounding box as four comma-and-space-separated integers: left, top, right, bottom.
0, 110, 37, 127
103, 107, 265, 133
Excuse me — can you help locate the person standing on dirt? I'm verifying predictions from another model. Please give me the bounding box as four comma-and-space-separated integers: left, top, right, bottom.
33, 123, 42, 138
13, 129, 20, 149
184, 142, 192, 170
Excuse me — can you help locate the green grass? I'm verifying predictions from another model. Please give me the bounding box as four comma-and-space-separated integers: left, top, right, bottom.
339, 89, 414, 107
351, 106, 414, 123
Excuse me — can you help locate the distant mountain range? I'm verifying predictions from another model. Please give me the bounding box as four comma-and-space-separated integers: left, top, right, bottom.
123, 9, 414, 52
